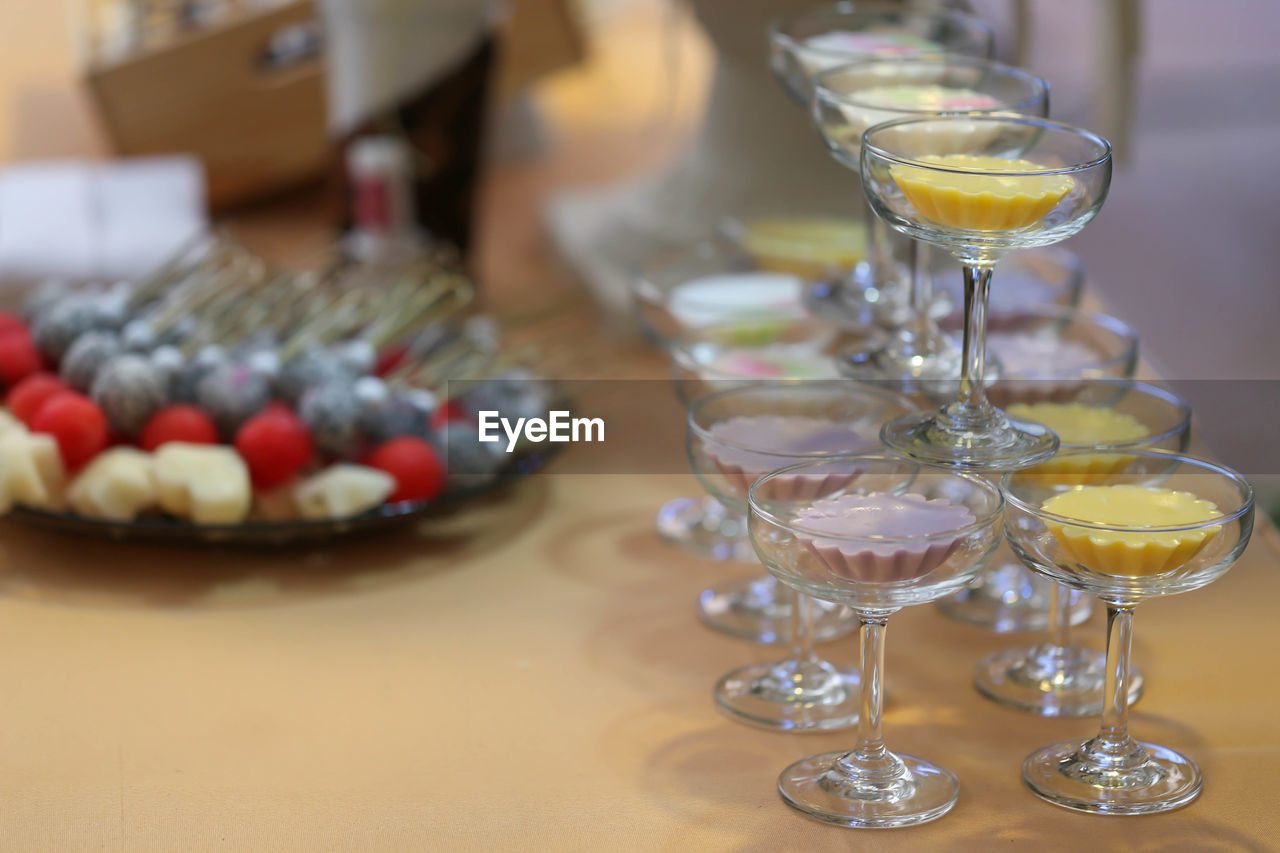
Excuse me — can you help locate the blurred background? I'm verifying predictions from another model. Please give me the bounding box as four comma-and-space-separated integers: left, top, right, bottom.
0, 0, 1275, 502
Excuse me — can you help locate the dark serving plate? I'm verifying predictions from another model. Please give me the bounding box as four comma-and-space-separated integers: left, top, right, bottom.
7, 447, 558, 546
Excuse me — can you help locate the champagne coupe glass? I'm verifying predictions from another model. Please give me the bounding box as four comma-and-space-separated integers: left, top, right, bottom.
1004, 450, 1254, 814
861, 114, 1113, 469
974, 380, 1192, 716
633, 240, 818, 564
717, 212, 870, 325
750, 453, 1003, 826
670, 315, 856, 644
770, 2, 994, 106
768, 2, 994, 322
936, 305, 1140, 631
812, 56, 1048, 388
688, 382, 915, 730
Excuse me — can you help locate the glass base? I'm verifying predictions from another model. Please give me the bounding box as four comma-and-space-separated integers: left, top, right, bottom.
1022, 737, 1202, 815
936, 561, 1093, 633
803, 263, 879, 331
974, 644, 1143, 717
655, 496, 754, 562
714, 659, 860, 731
880, 410, 1058, 471
778, 750, 959, 828
698, 575, 857, 645
837, 330, 964, 394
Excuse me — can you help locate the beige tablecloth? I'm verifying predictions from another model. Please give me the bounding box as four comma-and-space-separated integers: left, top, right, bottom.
0, 469, 1275, 851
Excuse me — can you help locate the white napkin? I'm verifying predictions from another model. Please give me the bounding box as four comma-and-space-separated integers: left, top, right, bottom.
0, 155, 207, 283
0, 160, 97, 281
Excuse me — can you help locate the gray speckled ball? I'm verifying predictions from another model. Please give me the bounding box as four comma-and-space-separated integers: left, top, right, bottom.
439, 421, 504, 489
278, 351, 355, 404
149, 345, 186, 396
172, 345, 229, 403
91, 354, 167, 437
195, 362, 272, 438
32, 300, 108, 362
334, 339, 376, 377
298, 382, 363, 458
243, 349, 282, 381
462, 373, 552, 425
22, 280, 69, 322
61, 331, 123, 392
358, 385, 434, 443
120, 319, 157, 352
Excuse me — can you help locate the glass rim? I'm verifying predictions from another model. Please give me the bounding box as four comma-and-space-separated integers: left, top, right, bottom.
687, 381, 917, 457
813, 55, 1049, 116
769, 1, 995, 63
861, 113, 1113, 176
1010, 380, 1192, 452
1000, 449, 1255, 533
748, 452, 1004, 543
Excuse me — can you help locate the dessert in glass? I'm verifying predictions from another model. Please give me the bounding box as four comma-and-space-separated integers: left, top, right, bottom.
812, 56, 1049, 388
770, 3, 993, 105
668, 308, 853, 643
720, 214, 868, 279
936, 306, 1140, 631
688, 383, 914, 730
768, 3, 993, 325
632, 242, 814, 565
973, 381, 1191, 717
861, 114, 1112, 469
749, 453, 1002, 826
1003, 450, 1254, 814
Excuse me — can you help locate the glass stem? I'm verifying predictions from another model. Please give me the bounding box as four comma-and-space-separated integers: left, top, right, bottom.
1098, 604, 1135, 749
851, 614, 890, 766
1075, 602, 1151, 773
905, 240, 937, 353
832, 611, 908, 787
1048, 583, 1072, 649
867, 200, 896, 298
789, 592, 818, 665
939, 264, 998, 430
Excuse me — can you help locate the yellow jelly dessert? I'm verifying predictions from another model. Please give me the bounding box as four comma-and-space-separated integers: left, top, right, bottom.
1042, 485, 1221, 577
890, 155, 1074, 231
1008, 402, 1150, 479
739, 217, 867, 277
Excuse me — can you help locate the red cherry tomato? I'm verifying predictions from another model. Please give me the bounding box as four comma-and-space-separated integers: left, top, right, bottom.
429, 399, 469, 430
140, 405, 220, 452
0, 330, 45, 387
6, 373, 69, 425
366, 436, 445, 503
29, 391, 109, 471
374, 344, 409, 378
234, 408, 314, 490
0, 312, 25, 336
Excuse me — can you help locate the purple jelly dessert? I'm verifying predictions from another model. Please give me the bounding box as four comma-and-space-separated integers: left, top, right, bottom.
794, 492, 975, 582
705, 416, 876, 498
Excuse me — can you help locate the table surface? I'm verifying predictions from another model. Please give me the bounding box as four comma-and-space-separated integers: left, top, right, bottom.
2, 3, 1279, 850
0, 469, 1276, 852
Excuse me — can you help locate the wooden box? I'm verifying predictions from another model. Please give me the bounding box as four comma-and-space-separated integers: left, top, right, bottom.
83, 0, 328, 211
81, 0, 583, 212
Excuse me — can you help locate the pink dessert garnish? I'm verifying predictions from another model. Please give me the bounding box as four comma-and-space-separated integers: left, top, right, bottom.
706, 416, 875, 498
804, 30, 942, 57
793, 492, 975, 582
